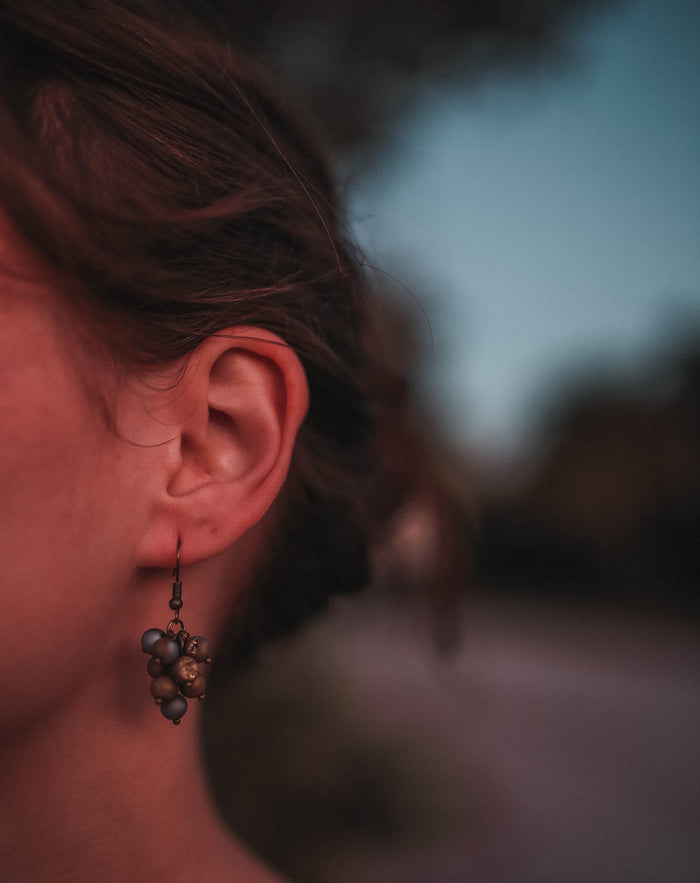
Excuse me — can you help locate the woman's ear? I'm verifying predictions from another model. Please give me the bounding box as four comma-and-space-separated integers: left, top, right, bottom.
134, 327, 308, 567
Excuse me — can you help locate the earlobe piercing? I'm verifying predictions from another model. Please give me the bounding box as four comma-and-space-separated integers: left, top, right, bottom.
140, 539, 211, 725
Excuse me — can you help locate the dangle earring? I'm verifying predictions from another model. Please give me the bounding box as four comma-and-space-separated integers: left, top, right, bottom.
140, 539, 212, 725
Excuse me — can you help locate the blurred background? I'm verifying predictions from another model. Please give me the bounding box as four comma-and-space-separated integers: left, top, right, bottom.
196, 1, 700, 880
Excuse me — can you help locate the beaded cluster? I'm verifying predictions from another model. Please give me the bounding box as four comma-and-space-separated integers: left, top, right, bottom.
141, 626, 211, 724
140, 541, 211, 725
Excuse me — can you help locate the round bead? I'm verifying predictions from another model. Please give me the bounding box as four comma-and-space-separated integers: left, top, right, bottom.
141, 628, 165, 654
185, 636, 211, 663
168, 598, 183, 610
150, 675, 178, 703
171, 655, 198, 684
151, 637, 180, 665
160, 695, 187, 721
181, 674, 206, 699
147, 657, 165, 678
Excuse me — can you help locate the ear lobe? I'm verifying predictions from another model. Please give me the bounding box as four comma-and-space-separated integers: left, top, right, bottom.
139, 328, 308, 567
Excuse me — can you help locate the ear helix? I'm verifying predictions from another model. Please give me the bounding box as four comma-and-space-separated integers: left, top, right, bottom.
140, 539, 212, 725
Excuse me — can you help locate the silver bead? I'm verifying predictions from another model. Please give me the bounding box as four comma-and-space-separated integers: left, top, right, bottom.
160, 695, 187, 722
141, 628, 165, 654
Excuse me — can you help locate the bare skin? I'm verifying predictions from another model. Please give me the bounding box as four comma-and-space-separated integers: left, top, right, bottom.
0, 223, 307, 881
1, 549, 285, 883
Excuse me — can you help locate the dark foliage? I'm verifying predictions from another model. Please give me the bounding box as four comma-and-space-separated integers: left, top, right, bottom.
187, 0, 612, 155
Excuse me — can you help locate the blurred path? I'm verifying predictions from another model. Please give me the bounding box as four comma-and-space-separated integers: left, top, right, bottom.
322, 599, 700, 883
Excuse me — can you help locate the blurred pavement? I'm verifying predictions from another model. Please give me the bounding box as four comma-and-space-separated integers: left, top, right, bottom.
316, 599, 700, 883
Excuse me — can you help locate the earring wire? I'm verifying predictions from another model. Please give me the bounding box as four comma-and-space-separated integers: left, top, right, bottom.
168, 538, 184, 631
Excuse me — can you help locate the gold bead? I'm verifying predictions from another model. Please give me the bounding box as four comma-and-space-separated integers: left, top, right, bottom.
185, 636, 211, 663
171, 655, 199, 685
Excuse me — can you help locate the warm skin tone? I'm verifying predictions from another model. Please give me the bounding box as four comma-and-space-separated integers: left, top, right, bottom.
0, 222, 308, 882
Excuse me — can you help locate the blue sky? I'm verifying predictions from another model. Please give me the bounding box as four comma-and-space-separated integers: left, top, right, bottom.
349, 0, 700, 454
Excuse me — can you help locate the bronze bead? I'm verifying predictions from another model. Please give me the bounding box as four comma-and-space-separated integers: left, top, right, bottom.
150, 675, 178, 704
147, 657, 165, 678
181, 674, 206, 699
185, 636, 211, 663
151, 636, 180, 665
171, 655, 198, 685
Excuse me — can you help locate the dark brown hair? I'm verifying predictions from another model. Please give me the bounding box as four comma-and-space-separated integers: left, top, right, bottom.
0, 0, 383, 658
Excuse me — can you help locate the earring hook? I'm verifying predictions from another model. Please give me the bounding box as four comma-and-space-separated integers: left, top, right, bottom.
173, 537, 181, 583
169, 538, 183, 625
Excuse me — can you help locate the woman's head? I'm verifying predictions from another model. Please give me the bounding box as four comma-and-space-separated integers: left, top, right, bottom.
0, 0, 379, 664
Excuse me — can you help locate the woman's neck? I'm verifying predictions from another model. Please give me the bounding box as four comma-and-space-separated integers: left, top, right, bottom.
0, 652, 282, 882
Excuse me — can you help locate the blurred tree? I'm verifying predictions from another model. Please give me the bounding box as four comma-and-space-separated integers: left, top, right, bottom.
476, 337, 700, 618
189, 0, 611, 157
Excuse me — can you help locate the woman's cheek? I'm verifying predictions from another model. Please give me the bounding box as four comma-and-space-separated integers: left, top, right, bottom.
0, 306, 118, 724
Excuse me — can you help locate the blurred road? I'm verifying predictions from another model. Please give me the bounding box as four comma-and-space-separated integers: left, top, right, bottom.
322, 599, 700, 883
